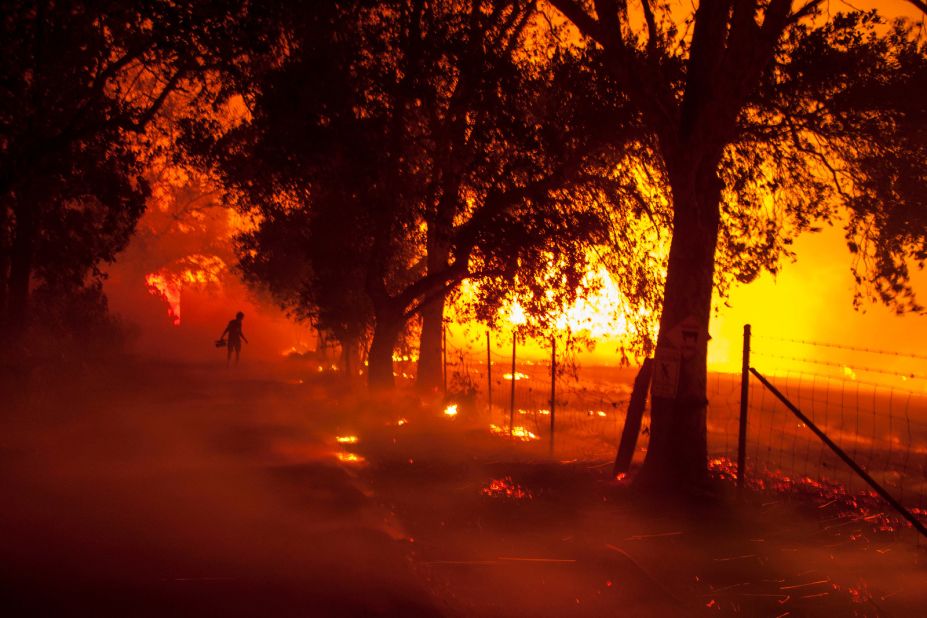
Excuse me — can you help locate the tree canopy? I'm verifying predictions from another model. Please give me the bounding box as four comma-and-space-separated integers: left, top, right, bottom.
188, 0, 651, 388
548, 0, 927, 489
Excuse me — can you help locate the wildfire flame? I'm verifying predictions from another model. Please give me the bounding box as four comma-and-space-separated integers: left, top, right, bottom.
503, 372, 529, 381
335, 435, 358, 444
145, 254, 226, 326
443, 404, 458, 417
336, 452, 364, 463
145, 272, 182, 326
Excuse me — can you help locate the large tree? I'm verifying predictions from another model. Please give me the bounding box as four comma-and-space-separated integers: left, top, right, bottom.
193, 0, 642, 390
548, 0, 927, 490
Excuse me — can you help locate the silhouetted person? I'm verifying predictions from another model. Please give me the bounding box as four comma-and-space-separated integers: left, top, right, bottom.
220, 311, 248, 366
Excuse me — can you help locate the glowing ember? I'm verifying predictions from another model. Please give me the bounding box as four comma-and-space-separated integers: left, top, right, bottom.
444, 404, 458, 417
397, 418, 409, 426
335, 435, 358, 444
336, 452, 364, 463
482, 476, 532, 499
503, 372, 529, 381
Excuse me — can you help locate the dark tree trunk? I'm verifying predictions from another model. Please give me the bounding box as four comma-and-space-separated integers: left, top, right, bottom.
416, 222, 452, 391
367, 305, 404, 390
637, 161, 722, 491
613, 357, 654, 476
417, 294, 445, 391
339, 334, 362, 378
0, 202, 10, 324
7, 203, 35, 337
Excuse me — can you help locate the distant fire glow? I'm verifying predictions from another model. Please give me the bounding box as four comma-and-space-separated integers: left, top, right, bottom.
443, 404, 458, 417
503, 372, 529, 381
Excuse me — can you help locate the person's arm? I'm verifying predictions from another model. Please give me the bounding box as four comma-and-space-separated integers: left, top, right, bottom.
241, 331, 248, 344
219, 324, 229, 339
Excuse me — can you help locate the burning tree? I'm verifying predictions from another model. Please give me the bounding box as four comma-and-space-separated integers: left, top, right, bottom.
547, 0, 927, 490
189, 0, 649, 389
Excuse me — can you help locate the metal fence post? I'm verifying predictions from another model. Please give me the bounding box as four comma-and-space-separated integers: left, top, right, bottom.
737, 323, 751, 495
550, 334, 556, 456
509, 333, 516, 435
442, 323, 448, 397
486, 330, 492, 416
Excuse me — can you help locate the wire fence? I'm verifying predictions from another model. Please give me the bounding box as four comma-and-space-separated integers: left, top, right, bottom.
735, 333, 927, 543
404, 324, 927, 543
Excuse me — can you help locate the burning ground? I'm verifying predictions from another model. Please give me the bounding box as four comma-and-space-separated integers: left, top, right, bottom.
1, 360, 925, 617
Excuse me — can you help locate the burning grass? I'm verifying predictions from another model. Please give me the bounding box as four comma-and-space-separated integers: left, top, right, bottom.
708, 456, 925, 539
336, 451, 365, 464
489, 423, 540, 442
481, 477, 533, 500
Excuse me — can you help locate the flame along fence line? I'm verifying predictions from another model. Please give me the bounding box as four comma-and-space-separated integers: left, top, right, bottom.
419, 324, 927, 542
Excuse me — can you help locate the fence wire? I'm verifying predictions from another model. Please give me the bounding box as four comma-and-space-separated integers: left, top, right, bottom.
732, 334, 927, 544
403, 326, 927, 541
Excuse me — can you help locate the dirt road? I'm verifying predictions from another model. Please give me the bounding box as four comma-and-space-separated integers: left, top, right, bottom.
1, 360, 924, 616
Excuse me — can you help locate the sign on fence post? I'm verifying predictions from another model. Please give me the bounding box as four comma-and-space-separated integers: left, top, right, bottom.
651, 349, 680, 399
737, 324, 751, 496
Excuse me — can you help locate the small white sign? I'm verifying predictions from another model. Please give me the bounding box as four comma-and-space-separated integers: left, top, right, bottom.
651, 352, 680, 398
